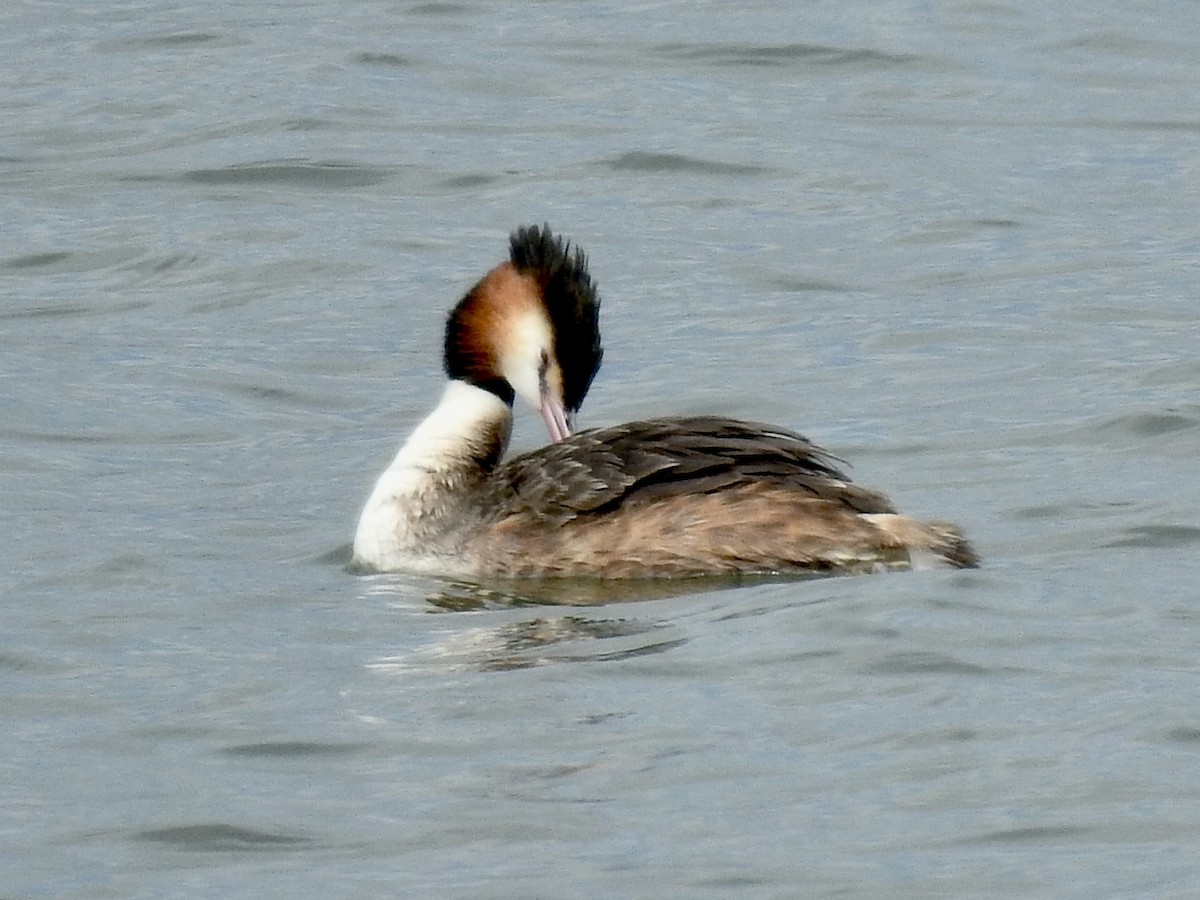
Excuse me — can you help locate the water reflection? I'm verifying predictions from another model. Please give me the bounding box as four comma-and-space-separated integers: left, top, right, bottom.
369, 614, 687, 673
422, 574, 795, 609
357, 572, 828, 670
349, 550, 823, 609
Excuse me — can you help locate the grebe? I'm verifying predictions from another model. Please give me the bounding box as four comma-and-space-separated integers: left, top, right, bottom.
352, 225, 977, 578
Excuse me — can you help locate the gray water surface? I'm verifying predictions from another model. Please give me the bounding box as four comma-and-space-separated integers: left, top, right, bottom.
3, 1, 1200, 897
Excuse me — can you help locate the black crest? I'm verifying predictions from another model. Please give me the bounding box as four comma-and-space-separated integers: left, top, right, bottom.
509, 224, 604, 413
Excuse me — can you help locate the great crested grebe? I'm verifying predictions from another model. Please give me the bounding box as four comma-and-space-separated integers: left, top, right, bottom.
352, 225, 978, 578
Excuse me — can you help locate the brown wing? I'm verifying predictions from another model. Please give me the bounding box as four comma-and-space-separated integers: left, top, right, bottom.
479, 416, 896, 522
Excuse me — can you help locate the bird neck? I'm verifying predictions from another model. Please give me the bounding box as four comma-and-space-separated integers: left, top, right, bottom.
389, 379, 512, 480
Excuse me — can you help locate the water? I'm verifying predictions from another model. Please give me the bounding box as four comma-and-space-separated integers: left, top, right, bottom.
3, 1, 1199, 896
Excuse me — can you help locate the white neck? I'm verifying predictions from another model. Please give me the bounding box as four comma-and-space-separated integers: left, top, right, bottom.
352, 381, 512, 571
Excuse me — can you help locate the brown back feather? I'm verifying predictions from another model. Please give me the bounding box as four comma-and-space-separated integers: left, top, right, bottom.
477, 416, 896, 523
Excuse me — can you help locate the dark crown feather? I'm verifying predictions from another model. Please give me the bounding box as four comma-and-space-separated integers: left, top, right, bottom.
509, 224, 603, 413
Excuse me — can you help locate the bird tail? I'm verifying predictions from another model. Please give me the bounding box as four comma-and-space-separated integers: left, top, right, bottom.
863, 514, 979, 569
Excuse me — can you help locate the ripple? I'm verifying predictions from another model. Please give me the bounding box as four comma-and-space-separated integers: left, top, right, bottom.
135, 32, 227, 48
183, 161, 392, 189
0, 425, 238, 448
1, 247, 141, 277
756, 273, 853, 294
1138, 360, 1200, 388
0, 650, 60, 675
3, 251, 72, 270
1011, 499, 1134, 521
134, 824, 311, 851
1032, 406, 1200, 451
221, 741, 370, 759
188, 368, 347, 413
1103, 408, 1200, 438
864, 651, 993, 676
439, 173, 502, 190
654, 42, 926, 70
409, 2, 474, 14
1162, 726, 1200, 744
0, 248, 204, 306
603, 151, 770, 176
353, 52, 413, 68
1103, 525, 1200, 550
98, 32, 247, 53
896, 217, 1024, 246
973, 824, 1096, 844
